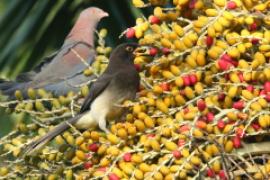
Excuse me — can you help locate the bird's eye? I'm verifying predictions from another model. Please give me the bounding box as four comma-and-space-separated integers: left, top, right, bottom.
126, 46, 134, 52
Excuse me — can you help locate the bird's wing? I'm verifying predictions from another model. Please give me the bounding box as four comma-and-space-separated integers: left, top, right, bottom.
31, 42, 95, 87
79, 74, 112, 113
15, 51, 58, 82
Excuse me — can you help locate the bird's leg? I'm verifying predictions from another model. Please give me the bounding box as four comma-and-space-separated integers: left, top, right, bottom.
98, 117, 110, 134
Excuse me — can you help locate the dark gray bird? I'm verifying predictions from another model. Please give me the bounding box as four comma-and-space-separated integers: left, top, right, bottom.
24, 43, 140, 155
0, 7, 108, 98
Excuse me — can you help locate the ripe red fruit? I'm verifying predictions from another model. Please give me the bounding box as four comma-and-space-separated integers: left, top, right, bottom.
206, 112, 214, 122
189, 74, 197, 85
264, 81, 270, 92
197, 99, 206, 111
183, 76, 191, 86
265, 94, 270, 102
126, 28, 135, 38
83, 162, 93, 169
251, 122, 260, 131
162, 47, 171, 55
134, 64, 141, 72
219, 170, 227, 180
218, 93, 226, 101
172, 150, 182, 159
232, 136, 241, 148
206, 36, 214, 47
160, 82, 170, 91
236, 128, 245, 138
178, 139, 185, 147
109, 173, 120, 180
218, 59, 231, 71
227, 1, 237, 9
206, 168, 215, 177
88, 143, 99, 152
179, 124, 190, 132
149, 47, 158, 56
189, 0, 196, 9
249, 22, 257, 31
149, 16, 161, 24
246, 85, 254, 92
217, 120, 226, 129
123, 153, 132, 162
238, 72, 244, 82
232, 101, 244, 110
251, 38, 259, 44
221, 54, 233, 62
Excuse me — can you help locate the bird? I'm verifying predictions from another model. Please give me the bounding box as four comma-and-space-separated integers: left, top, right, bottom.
0, 7, 108, 98
24, 43, 140, 155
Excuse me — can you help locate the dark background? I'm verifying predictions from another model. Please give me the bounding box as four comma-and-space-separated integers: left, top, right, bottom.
0, 0, 151, 137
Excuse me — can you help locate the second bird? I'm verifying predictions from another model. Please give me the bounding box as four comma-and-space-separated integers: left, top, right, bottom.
24, 43, 140, 155
0, 7, 108, 98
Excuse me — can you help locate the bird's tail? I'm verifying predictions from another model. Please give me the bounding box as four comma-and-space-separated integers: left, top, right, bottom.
0, 79, 28, 98
23, 115, 81, 156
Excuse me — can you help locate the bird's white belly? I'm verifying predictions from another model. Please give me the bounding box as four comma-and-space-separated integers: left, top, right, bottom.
75, 89, 113, 129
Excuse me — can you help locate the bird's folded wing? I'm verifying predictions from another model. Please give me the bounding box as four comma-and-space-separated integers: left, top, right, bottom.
79, 74, 112, 113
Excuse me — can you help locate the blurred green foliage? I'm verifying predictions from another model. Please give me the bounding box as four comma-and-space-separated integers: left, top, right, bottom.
0, 0, 148, 137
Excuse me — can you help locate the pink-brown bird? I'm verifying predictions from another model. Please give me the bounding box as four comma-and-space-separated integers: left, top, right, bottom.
0, 7, 108, 98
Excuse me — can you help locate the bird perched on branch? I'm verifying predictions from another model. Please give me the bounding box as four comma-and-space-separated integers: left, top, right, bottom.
24, 43, 140, 155
0, 7, 108, 98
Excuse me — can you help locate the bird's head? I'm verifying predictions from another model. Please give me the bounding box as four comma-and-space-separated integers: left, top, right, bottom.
79, 7, 109, 21
109, 43, 139, 64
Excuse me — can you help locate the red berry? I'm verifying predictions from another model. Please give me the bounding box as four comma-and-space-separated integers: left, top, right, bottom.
232, 136, 241, 148
207, 168, 215, 177
264, 81, 270, 92
236, 128, 245, 138
183, 107, 189, 114
172, 150, 182, 159
178, 139, 185, 147
98, 167, 107, 172
179, 124, 190, 132
160, 82, 170, 91
83, 162, 93, 169
134, 64, 141, 72
123, 153, 132, 162
197, 99, 206, 111
126, 28, 135, 38
147, 134, 155, 138
238, 72, 244, 82
162, 47, 171, 55
149, 47, 158, 56
206, 112, 214, 122
189, 74, 197, 85
109, 173, 120, 180
232, 101, 244, 110
265, 94, 270, 102
88, 143, 99, 152
218, 59, 231, 70
246, 85, 254, 92
221, 54, 232, 62
218, 93, 226, 101
217, 120, 226, 129
249, 22, 257, 31
251, 122, 260, 131
183, 76, 191, 86
219, 170, 227, 180
206, 36, 214, 47
227, 1, 237, 9
251, 38, 259, 44
149, 16, 161, 24
189, 0, 196, 8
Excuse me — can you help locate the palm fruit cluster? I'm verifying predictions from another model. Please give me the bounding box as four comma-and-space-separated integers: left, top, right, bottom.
1, 0, 270, 179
